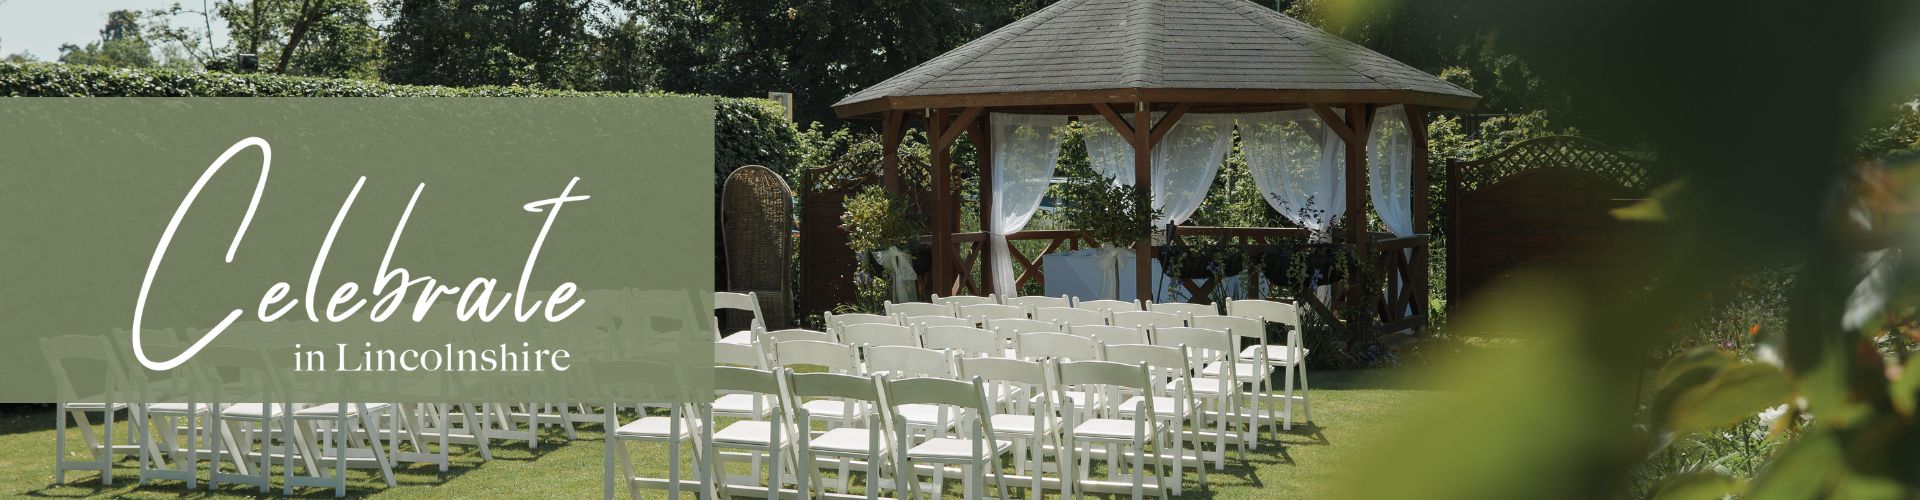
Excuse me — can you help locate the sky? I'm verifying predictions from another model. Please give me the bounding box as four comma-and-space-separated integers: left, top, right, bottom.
0, 0, 231, 60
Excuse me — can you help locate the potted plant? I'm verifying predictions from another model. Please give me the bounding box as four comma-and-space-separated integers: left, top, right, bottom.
841, 184, 928, 302
1058, 177, 1161, 299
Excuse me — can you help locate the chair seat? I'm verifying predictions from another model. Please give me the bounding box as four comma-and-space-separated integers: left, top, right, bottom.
1240, 345, 1308, 365
614, 416, 700, 440
989, 413, 1059, 436
1202, 362, 1274, 379
894, 404, 957, 428
64, 402, 129, 411
719, 330, 755, 345
1186, 377, 1229, 396
808, 427, 886, 454
146, 402, 210, 415
292, 403, 392, 418
712, 420, 787, 446
906, 437, 1013, 460
220, 403, 287, 419
713, 394, 773, 417
801, 400, 868, 421
1072, 418, 1154, 440
1118, 396, 1190, 418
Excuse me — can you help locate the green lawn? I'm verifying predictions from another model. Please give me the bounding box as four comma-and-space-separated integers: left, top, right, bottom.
0, 369, 1440, 498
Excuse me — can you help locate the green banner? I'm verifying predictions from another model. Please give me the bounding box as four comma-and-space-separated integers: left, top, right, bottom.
0, 97, 714, 404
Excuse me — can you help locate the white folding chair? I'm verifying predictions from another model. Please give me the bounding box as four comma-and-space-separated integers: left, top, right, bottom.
920, 326, 1004, 359
1017, 333, 1106, 417
1148, 301, 1219, 317
609, 401, 708, 499
933, 294, 1000, 307
42, 335, 150, 487
1102, 344, 1207, 494
767, 328, 836, 345
865, 346, 960, 436
1055, 360, 1172, 500
886, 376, 1011, 500
1224, 298, 1313, 428
843, 323, 921, 350
199, 345, 311, 494
784, 370, 896, 499
1155, 326, 1261, 456
1111, 311, 1188, 330
959, 303, 1029, 325
1074, 299, 1143, 314
1033, 307, 1110, 327
716, 291, 766, 344
1003, 294, 1073, 311
1195, 312, 1299, 430
957, 356, 1066, 496
988, 318, 1064, 357
706, 367, 796, 499
885, 301, 957, 319
715, 342, 777, 421
774, 341, 870, 429
284, 403, 399, 495
825, 312, 900, 338
1072, 325, 1149, 346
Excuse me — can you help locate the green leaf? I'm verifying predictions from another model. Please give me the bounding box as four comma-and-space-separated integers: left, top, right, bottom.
1747, 430, 1840, 500
1658, 347, 1736, 389
1611, 179, 1686, 221
1891, 355, 1920, 415
1664, 362, 1793, 433
1652, 472, 1745, 500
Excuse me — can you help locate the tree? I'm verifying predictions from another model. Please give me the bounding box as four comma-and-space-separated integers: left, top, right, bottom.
629, 0, 1051, 126
0, 36, 38, 63
57, 10, 157, 68
218, 0, 382, 78
379, 0, 600, 89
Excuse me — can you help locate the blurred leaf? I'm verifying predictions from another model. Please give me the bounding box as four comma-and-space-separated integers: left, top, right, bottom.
1665, 363, 1793, 433
1892, 355, 1920, 415
1652, 471, 1744, 500
1748, 431, 1840, 500
1658, 346, 1735, 389
1612, 179, 1686, 222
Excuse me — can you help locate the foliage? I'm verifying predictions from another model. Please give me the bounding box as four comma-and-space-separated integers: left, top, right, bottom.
1057, 176, 1159, 249
628, 0, 1049, 126
218, 0, 383, 78
379, 0, 600, 89
1856, 99, 1920, 160
1283, 0, 1567, 115
840, 184, 926, 253
56, 11, 156, 69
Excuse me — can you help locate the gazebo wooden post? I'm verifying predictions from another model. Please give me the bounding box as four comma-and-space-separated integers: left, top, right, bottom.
1132, 101, 1155, 301
929, 108, 953, 296
1343, 103, 1372, 324
881, 110, 904, 192
974, 115, 995, 295
1407, 105, 1432, 331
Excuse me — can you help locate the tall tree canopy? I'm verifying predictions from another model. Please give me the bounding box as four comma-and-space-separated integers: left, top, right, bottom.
220, 0, 383, 78
379, 0, 600, 89
57, 10, 156, 68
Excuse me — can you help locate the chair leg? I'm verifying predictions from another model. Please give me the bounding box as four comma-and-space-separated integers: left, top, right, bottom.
1300, 363, 1313, 422
54, 404, 66, 485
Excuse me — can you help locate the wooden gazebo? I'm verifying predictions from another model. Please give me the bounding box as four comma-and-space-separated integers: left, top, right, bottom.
833, 0, 1478, 331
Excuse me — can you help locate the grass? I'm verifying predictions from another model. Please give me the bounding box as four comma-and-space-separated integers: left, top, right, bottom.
0, 369, 1442, 498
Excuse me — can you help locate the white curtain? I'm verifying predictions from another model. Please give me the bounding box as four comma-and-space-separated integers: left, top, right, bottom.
1368, 105, 1415, 237
989, 113, 1069, 297
1080, 112, 1236, 226
1240, 108, 1347, 233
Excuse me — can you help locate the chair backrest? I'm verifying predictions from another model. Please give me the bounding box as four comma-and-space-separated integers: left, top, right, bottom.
1054, 359, 1151, 392
933, 294, 1000, 307
40, 335, 130, 403
715, 341, 767, 368
840, 323, 919, 349
783, 369, 887, 427
1033, 306, 1109, 327
1149, 301, 1219, 317
774, 340, 860, 373
1016, 332, 1100, 362
715, 291, 762, 315
883, 377, 997, 448
1191, 314, 1267, 341
958, 356, 1050, 388
960, 303, 1029, 323
864, 345, 953, 378
920, 326, 1003, 358
902, 315, 974, 329
1003, 294, 1072, 310
1074, 299, 1142, 314
715, 366, 782, 395
824, 312, 897, 335
1150, 326, 1236, 362
767, 328, 835, 345
1227, 298, 1299, 327
1099, 344, 1195, 405
1071, 324, 1149, 346
1110, 310, 1188, 329
987, 318, 1062, 337
884, 301, 956, 318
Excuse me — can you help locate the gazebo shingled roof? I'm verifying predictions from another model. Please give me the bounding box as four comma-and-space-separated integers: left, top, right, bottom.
833, 0, 1480, 118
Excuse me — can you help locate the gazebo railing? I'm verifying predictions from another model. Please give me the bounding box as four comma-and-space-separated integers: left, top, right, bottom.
1373, 234, 1430, 334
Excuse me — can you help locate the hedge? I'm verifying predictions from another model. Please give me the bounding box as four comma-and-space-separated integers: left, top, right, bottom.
0, 62, 802, 183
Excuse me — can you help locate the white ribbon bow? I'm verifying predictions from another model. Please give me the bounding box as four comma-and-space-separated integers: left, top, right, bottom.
1092, 244, 1131, 300
874, 246, 919, 303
